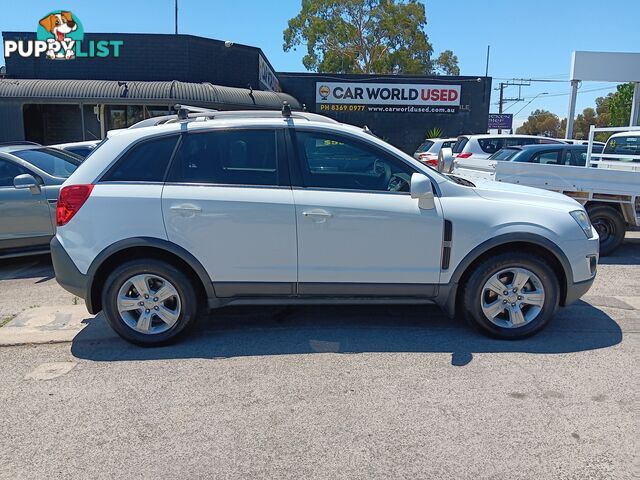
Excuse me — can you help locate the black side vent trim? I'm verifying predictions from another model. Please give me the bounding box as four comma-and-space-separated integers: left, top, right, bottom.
442, 220, 453, 270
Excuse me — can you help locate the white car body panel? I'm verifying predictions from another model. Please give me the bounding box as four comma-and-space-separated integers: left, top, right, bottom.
56, 184, 166, 273
293, 189, 443, 284
162, 185, 297, 283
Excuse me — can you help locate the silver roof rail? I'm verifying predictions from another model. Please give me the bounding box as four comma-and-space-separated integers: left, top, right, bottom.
173, 104, 340, 124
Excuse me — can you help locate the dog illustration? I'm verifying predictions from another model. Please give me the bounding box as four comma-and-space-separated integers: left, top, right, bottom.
39, 12, 78, 59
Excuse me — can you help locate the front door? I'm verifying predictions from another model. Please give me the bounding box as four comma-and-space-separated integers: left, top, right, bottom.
162, 128, 297, 297
290, 130, 444, 296
0, 159, 53, 250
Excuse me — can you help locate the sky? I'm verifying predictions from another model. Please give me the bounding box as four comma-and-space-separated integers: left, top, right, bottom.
1, 0, 638, 128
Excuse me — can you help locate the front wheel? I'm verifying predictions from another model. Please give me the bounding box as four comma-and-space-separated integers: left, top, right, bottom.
102, 259, 199, 346
462, 252, 560, 339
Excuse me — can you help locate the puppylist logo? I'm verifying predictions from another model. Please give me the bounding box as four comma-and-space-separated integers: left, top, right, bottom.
4, 10, 123, 60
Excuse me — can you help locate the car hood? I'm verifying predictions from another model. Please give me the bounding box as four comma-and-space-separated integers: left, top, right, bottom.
471, 179, 582, 212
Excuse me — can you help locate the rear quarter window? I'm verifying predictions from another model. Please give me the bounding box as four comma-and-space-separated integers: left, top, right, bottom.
452, 137, 468, 153
102, 135, 179, 182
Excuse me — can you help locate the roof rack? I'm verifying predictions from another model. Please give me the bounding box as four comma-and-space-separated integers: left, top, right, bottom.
172, 104, 340, 124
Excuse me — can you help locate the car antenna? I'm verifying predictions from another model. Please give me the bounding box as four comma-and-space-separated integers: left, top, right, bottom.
281, 101, 292, 118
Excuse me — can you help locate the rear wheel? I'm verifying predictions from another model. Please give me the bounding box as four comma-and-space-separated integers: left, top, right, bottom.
587, 205, 625, 256
102, 259, 198, 346
462, 252, 560, 339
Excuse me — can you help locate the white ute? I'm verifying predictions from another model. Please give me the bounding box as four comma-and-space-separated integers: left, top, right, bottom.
444, 125, 640, 255
50, 108, 599, 345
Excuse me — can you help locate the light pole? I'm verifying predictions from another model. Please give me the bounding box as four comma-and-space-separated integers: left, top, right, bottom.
175, 0, 179, 34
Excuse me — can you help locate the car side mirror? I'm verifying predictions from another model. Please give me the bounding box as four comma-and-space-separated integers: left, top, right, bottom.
410, 173, 435, 210
13, 174, 41, 194
438, 147, 455, 173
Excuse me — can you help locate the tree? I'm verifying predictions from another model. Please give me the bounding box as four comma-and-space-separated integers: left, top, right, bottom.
283, 0, 459, 75
434, 50, 460, 76
516, 109, 564, 137
572, 107, 597, 139
606, 82, 634, 127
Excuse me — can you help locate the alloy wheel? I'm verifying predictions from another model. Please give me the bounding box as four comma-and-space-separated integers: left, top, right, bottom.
480, 267, 545, 329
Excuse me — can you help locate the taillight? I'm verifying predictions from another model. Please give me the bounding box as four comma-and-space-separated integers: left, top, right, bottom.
425, 159, 439, 167
56, 184, 94, 226
456, 152, 472, 158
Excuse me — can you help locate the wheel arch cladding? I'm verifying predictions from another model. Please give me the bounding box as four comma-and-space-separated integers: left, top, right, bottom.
87, 238, 213, 314
440, 234, 572, 317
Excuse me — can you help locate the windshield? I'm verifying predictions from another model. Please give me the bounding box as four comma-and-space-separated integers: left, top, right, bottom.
11, 148, 82, 178
415, 140, 435, 153
604, 136, 640, 162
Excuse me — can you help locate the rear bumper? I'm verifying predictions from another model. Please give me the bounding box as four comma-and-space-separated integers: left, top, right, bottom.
50, 236, 92, 308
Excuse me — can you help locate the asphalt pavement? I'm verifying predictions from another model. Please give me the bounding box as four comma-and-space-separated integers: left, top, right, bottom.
0, 233, 638, 479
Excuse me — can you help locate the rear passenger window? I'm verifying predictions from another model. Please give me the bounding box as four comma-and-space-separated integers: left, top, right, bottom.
530, 150, 561, 164
168, 130, 279, 186
478, 138, 505, 154
103, 135, 178, 182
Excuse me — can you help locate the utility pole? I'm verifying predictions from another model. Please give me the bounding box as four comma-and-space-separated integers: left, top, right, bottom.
175, 0, 179, 34
495, 79, 532, 133
485, 46, 490, 78
498, 82, 504, 134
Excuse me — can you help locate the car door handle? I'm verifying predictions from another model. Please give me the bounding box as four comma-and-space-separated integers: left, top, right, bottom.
170, 204, 202, 214
302, 209, 332, 218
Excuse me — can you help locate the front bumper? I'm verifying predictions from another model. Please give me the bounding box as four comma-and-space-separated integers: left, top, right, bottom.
564, 276, 595, 306
50, 236, 89, 303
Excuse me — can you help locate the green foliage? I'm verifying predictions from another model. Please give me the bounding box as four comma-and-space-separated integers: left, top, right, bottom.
426, 127, 443, 138
606, 83, 634, 127
283, 0, 459, 75
516, 109, 564, 137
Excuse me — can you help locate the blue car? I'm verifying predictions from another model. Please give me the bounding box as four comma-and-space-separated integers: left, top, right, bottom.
488, 144, 604, 166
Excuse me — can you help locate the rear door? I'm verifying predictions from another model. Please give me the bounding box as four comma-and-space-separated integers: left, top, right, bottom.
162, 128, 297, 297
0, 158, 53, 250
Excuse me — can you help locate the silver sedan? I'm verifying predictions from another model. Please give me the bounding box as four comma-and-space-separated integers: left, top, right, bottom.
0, 143, 82, 258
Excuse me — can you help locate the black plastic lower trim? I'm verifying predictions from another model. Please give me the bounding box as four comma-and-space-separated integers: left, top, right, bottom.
213, 282, 295, 297
564, 277, 595, 306
298, 282, 437, 297
50, 237, 89, 302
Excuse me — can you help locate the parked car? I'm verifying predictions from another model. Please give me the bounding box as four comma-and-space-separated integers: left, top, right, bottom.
52, 140, 101, 159
452, 134, 566, 160
601, 131, 640, 163
413, 138, 457, 167
563, 139, 606, 147
489, 144, 604, 166
51, 110, 598, 346
0, 144, 82, 258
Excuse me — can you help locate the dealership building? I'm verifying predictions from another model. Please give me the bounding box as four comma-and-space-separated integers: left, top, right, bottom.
0, 31, 491, 152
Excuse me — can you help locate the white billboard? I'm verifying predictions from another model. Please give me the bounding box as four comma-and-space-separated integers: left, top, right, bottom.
570, 51, 640, 82
315, 82, 461, 107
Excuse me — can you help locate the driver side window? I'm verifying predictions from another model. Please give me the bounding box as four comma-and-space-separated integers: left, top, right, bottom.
294, 131, 414, 193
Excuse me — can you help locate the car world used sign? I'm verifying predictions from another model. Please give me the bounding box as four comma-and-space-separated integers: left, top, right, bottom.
316, 82, 461, 114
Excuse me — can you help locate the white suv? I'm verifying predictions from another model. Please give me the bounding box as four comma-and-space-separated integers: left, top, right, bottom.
453, 134, 566, 160
51, 110, 599, 345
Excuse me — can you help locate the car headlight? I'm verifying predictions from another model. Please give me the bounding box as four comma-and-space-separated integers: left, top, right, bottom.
570, 210, 594, 238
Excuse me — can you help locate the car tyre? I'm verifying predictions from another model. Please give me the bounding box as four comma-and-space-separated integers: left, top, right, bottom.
102, 259, 198, 346
587, 205, 625, 256
462, 252, 560, 339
